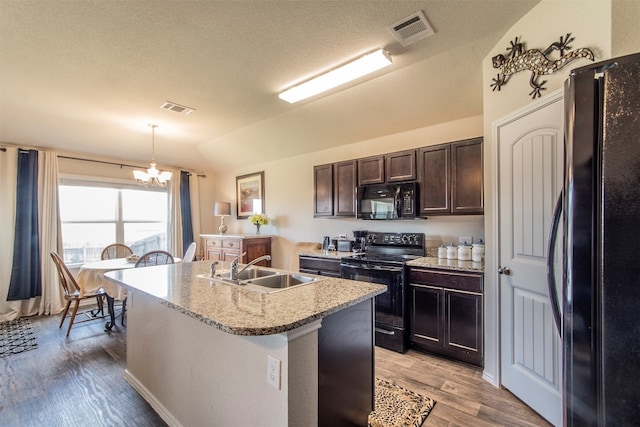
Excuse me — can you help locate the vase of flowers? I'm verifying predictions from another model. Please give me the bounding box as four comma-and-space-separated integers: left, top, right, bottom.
248, 213, 269, 235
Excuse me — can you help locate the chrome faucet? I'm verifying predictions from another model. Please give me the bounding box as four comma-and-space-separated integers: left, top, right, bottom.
210, 261, 219, 278
230, 254, 271, 280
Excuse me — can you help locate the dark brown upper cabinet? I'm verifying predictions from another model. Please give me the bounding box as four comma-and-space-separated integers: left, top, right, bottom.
451, 138, 483, 214
357, 156, 385, 185
418, 137, 483, 216
333, 160, 357, 216
386, 149, 416, 182
314, 163, 334, 217
357, 150, 416, 186
314, 160, 357, 218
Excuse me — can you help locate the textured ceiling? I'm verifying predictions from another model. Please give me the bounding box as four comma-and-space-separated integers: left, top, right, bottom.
0, 1, 538, 172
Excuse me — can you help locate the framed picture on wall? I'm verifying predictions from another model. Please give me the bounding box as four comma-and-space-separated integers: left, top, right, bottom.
236, 171, 264, 219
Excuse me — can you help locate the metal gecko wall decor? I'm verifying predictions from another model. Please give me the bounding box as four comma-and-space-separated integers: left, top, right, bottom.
490, 33, 594, 98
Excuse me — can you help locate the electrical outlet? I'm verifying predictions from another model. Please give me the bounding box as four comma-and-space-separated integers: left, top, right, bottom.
267, 355, 280, 390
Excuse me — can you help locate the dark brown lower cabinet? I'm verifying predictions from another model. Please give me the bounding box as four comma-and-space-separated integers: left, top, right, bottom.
409, 268, 483, 367
318, 299, 374, 426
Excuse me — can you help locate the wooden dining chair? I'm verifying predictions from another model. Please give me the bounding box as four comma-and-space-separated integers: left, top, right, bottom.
50, 251, 107, 337
183, 242, 197, 262
134, 250, 175, 267
120, 250, 176, 326
101, 243, 133, 260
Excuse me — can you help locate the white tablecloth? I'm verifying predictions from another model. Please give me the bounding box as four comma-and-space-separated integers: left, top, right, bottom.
77, 258, 136, 301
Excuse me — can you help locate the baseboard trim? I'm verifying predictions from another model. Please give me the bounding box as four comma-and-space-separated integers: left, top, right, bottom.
124, 369, 183, 427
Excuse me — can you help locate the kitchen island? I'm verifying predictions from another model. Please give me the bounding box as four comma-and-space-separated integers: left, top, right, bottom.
105, 261, 385, 427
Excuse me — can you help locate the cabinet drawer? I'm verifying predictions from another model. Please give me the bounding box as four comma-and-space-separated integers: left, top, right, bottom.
222, 239, 241, 250
299, 256, 341, 275
409, 269, 483, 293
205, 238, 222, 248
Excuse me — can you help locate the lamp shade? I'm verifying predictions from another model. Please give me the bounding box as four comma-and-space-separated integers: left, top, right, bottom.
214, 202, 231, 216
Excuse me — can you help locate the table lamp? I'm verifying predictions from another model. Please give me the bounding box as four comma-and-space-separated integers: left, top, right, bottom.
214, 202, 231, 234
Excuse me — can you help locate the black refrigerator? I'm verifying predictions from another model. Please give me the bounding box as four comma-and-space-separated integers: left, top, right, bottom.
550, 52, 640, 426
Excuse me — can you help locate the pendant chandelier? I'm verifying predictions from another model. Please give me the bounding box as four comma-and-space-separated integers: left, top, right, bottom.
133, 124, 172, 187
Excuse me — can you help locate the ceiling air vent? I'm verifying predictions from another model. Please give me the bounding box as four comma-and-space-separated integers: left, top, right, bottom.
160, 101, 196, 115
389, 11, 435, 47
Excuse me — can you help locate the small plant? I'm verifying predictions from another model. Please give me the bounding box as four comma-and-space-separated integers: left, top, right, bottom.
248, 213, 269, 226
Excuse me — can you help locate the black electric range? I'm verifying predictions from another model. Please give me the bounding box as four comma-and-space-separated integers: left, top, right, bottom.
340, 232, 424, 353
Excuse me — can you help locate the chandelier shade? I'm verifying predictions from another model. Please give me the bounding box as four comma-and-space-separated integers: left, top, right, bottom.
133, 124, 172, 187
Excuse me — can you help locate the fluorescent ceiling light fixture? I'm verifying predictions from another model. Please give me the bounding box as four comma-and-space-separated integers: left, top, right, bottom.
279, 49, 392, 103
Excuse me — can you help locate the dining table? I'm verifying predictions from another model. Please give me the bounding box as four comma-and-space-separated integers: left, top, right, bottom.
77, 257, 181, 331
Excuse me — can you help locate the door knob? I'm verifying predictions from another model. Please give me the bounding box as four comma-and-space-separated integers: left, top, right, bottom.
497, 266, 512, 275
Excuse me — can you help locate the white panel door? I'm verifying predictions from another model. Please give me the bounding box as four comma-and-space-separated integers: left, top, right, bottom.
496, 90, 563, 426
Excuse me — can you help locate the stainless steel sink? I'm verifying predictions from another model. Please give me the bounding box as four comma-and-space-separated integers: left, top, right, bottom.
197, 267, 278, 282
236, 267, 278, 280
199, 269, 322, 293
245, 273, 320, 292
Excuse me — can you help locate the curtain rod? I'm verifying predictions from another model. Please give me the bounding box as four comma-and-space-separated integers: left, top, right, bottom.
58, 155, 207, 178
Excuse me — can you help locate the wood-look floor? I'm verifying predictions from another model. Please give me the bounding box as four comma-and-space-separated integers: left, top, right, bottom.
375, 347, 551, 426
1, 314, 550, 426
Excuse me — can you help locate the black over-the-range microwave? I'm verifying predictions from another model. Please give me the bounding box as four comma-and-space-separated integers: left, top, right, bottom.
356, 182, 418, 220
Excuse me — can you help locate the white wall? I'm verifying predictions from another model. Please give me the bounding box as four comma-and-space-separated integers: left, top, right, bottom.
205, 115, 485, 269
481, 0, 639, 387
613, 0, 640, 57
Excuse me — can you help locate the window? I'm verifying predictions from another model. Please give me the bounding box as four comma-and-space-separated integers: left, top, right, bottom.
59, 179, 169, 265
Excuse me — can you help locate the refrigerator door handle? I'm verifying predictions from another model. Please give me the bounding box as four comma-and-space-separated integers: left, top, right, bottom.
547, 191, 563, 337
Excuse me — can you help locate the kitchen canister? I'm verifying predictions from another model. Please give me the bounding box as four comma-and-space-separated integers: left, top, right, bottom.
457, 244, 472, 261
446, 244, 458, 260
437, 244, 447, 259
472, 242, 485, 262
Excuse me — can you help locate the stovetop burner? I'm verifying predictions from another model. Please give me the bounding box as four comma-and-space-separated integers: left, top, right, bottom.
343, 232, 425, 265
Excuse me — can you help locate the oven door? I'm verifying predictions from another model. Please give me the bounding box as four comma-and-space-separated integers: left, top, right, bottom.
340, 262, 404, 329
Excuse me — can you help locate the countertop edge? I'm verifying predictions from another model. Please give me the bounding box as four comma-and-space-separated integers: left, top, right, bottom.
105, 266, 385, 336
406, 257, 484, 273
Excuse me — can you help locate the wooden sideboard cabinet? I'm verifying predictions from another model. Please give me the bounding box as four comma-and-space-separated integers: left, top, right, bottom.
408, 267, 483, 366
201, 235, 272, 266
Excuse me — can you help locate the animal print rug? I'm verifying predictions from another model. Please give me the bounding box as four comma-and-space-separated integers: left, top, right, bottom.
369, 377, 436, 427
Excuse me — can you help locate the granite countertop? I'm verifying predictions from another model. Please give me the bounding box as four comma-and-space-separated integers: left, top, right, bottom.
105, 261, 385, 336
406, 257, 484, 273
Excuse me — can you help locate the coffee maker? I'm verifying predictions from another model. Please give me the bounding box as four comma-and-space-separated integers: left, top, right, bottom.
353, 230, 367, 252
